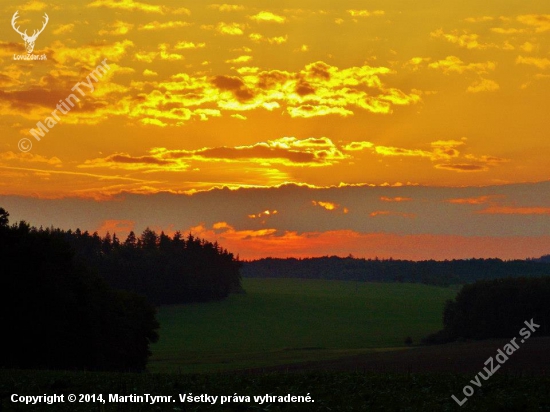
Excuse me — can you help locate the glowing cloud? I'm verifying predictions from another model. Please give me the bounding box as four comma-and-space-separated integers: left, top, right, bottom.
446, 195, 499, 205
477, 206, 550, 215
249, 11, 286, 23
312, 201, 349, 213
380, 197, 412, 202
248, 210, 278, 219
517, 14, 550, 33
139, 21, 191, 31
467, 78, 500, 93
347, 10, 385, 17
516, 56, 550, 70
87, 0, 164, 13
98, 21, 134, 36
216, 22, 245, 35
429, 56, 496, 74
208, 4, 246, 12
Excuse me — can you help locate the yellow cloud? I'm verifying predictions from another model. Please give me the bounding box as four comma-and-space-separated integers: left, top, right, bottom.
0, 151, 62, 166
249, 11, 286, 23
375, 146, 432, 158
467, 78, 500, 93
87, 0, 164, 13
158, 44, 184, 60
53, 24, 74, 35
490, 27, 526, 34
142, 113, 182, 126
288, 105, 353, 118
343, 141, 374, 151
73, 60, 419, 128
134, 51, 157, 62
347, 10, 385, 17
20, 1, 48, 11
312, 200, 338, 211
235, 66, 259, 74
248, 209, 278, 219
173, 7, 191, 15
447, 195, 500, 205
98, 21, 134, 36
216, 22, 245, 35
175, 41, 206, 50
520, 42, 536, 52
208, 4, 245, 12
429, 56, 496, 74
430, 29, 490, 50
143, 69, 158, 77
139, 21, 190, 31
517, 14, 550, 33
226, 55, 252, 64
516, 56, 550, 70
248, 34, 288, 45
53, 39, 134, 66
249, 33, 289, 44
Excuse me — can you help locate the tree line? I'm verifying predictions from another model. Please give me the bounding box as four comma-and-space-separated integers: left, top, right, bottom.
0, 207, 242, 371
241, 256, 550, 286
64, 227, 242, 305
0, 208, 158, 371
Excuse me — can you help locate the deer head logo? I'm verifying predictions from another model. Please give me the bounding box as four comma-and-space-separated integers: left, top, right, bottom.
11, 11, 49, 54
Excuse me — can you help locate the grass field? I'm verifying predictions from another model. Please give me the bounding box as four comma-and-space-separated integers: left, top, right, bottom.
149, 279, 459, 373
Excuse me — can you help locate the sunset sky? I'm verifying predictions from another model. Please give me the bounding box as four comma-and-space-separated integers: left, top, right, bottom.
1, 0, 549, 259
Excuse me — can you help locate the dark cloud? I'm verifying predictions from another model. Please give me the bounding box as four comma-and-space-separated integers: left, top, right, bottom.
257, 70, 291, 89
435, 163, 487, 172
166, 145, 318, 164
295, 80, 316, 96
109, 154, 173, 165
211, 75, 255, 102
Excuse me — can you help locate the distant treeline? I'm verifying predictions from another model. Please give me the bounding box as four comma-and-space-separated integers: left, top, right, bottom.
424, 277, 550, 344
242, 256, 550, 286
0, 208, 159, 371
65, 228, 242, 305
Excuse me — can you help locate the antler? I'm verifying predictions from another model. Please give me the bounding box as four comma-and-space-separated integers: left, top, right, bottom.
29, 13, 49, 40
11, 11, 28, 37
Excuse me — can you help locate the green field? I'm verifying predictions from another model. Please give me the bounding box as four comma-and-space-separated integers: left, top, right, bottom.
149, 279, 459, 373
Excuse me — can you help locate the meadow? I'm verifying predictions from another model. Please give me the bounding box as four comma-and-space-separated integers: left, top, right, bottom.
149, 279, 459, 373
4, 279, 549, 411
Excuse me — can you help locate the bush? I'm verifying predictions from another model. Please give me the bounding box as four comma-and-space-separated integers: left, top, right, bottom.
424, 277, 550, 344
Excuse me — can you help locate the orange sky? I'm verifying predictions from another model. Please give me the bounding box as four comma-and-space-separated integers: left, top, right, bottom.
1, 0, 549, 259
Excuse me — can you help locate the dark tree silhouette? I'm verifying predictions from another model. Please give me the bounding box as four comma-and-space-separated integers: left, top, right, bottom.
0, 209, 159, 371
424, 277, 550, 344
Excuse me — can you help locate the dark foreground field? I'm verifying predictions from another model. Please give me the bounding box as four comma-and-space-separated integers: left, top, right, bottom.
2, 339, 550, 411
2, 368, 550, 412
249, 337, 550, 375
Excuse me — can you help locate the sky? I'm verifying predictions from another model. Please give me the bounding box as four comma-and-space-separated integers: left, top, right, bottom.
0, 0, 549, 260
